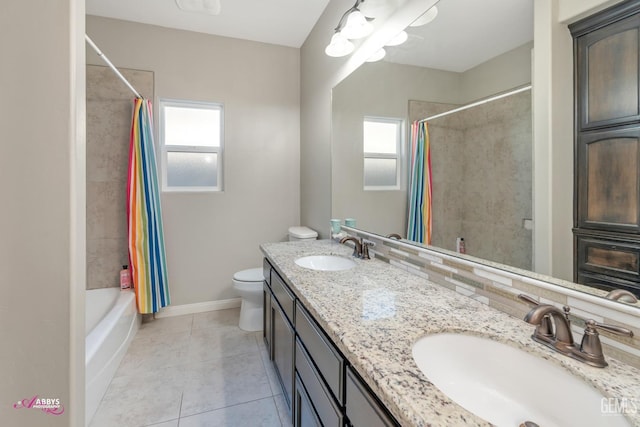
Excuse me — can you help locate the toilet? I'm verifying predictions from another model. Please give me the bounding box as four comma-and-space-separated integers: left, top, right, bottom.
233, 226, 317, 331
233, 268, 265, 331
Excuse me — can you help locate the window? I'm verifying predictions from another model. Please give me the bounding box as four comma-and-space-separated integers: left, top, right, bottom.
160, 99, 223, 191
363, 117, 402, 190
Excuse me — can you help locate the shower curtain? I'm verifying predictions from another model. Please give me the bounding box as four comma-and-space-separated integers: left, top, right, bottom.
407, 121, 432, 245
127, 98, 170, 314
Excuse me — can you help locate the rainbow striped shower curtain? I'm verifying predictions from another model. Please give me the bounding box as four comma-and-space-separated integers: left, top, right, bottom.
127, 98, 170, 314
407, 121, 432, 245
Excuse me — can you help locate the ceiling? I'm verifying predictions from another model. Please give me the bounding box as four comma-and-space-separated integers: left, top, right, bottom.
86, 0, 533, 72
85, 0, 330, 48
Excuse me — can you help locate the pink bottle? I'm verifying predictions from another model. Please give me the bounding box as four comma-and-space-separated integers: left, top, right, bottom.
120, 265, 132, 290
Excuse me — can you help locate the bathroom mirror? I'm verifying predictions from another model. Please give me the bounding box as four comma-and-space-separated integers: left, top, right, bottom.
330, 0, 639, 307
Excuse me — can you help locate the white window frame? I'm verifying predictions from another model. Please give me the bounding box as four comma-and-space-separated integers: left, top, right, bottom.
159, 98, 224, 192
363, 116, 403, 191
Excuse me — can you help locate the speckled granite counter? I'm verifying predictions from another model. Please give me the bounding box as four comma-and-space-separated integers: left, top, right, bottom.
261, 240, 640, 427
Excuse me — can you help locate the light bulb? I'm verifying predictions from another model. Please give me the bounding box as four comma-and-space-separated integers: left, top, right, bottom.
410, 6, 438, 27
366, 48, 386, 62
385, 31, 408, 47
341, 10, 373, 40
325, 32, 355, 57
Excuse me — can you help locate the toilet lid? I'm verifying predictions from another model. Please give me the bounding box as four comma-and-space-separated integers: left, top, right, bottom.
288, 226, 318, 239
234, 268, 264, 282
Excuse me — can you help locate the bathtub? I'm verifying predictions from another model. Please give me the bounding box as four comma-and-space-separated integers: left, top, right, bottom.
85, 288, 140, 425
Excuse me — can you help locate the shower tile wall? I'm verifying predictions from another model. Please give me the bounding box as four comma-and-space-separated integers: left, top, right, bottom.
409, 91, 532, 270
86, 65, 154, 289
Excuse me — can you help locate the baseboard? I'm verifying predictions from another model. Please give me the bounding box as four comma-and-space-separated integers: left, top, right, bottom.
154, 298, 242, 318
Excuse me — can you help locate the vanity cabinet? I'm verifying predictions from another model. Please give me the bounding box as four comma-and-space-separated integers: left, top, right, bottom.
262, 258, 399, 427
571, 1, 640, 297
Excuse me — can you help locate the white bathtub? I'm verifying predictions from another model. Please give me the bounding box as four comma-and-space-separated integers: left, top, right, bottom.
85, 288, 140, 425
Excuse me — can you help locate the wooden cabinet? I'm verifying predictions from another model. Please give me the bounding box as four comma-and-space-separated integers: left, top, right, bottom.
571, 1, 640, 297
262, 257, 399, 427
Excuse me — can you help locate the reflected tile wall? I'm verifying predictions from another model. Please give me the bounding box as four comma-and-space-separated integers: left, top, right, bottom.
86, 65, 154, 289
408, 91, 532, 270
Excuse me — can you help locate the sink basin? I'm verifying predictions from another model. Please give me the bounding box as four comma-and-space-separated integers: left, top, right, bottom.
412, 333, 630, 427
295, 255, 356, 271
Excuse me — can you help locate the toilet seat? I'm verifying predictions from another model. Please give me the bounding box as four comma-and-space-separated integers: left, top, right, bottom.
233, 268, 263, 283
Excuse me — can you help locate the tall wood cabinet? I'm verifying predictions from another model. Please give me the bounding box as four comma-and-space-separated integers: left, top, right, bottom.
571, 0, 640, 297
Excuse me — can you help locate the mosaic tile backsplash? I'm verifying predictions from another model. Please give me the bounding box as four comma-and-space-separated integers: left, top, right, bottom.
344, 227, 640, 369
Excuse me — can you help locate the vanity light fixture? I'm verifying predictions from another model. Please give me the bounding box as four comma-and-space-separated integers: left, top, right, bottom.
325, 0, 374, 58
366, 48, 386, 62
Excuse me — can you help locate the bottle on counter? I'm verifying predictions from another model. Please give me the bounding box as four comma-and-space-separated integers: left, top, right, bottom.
456, 237, 466, 254
120, 265, 132, 290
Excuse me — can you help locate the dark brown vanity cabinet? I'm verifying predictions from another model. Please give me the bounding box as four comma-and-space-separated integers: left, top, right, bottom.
262, 258, 400, 427
571, 1, 640, 296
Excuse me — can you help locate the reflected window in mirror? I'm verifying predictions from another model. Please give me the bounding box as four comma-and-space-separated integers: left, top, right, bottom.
363, 117, 403, 190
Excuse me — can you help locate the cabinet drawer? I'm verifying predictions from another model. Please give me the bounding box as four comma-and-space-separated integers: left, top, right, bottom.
577, 235, 640, 281
263, 258, 272, 287
295, 301, 344, 404
272, 271, 295, 323
263, 281, 272, 358
346, 367, 397, 427
295, 339, 343, 427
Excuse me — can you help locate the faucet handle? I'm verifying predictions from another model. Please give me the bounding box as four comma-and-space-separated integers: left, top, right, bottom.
361, 239, 375, 260
586, 319, 634, 337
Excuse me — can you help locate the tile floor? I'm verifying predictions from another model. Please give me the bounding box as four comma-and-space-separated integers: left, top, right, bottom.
90, 308, 292, 427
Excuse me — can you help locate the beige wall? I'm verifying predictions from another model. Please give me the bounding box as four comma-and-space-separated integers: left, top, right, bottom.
86, 16, 301, 305
532, 0, 625, 280
0, 0, 85, 426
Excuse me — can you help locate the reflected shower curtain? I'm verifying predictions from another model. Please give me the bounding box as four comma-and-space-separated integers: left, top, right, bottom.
407, 121, 432, 245
127, 98, 170, 314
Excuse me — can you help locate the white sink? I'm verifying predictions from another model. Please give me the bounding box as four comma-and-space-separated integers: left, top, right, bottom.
295, 255, 356, 271
412, 333, 630, 427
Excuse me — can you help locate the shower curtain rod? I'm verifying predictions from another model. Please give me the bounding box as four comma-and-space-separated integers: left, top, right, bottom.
85, 34, 142, 99
419, 84, 532, 123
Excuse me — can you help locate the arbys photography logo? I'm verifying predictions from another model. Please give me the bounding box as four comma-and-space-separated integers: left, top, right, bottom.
601, 397, 638, 416
13, 395, 64, 415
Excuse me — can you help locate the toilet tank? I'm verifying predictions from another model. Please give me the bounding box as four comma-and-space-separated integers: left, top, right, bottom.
288, 226, 318, 241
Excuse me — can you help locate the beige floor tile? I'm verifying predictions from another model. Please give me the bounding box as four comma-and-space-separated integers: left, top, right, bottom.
146, 419, 179, 427
273, 393, 292, 427
115, 331, 190, 377
136, 314, 194, 339
90, 364, 185, 427
187, 327, 258, 363
192, 308, 241, 331
180, 352, 272, 417
178, 397, 280, 427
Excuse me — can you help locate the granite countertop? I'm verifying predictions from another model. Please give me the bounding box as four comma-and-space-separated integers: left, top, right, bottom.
260, 240, 640, 427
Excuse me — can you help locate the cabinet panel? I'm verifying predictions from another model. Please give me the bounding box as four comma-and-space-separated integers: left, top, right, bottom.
263, 281, 272, 357
263, 258, 272, 286
272, 271, 295, 323
577, 128, 640, 232
577, 12, 640, 129
577, 235, 640, 281
578, 271, 640, 297
296, 302, 345, 404
294, 373, 322, 427
295, 339, 343, 427
346, 367, 397, 427
272, 296, 295, 412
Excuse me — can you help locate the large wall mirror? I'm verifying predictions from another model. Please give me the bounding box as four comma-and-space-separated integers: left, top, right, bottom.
330, 0, 639, 309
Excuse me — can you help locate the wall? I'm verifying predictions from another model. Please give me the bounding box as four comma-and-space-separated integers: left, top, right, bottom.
86, 66, 154, 289
86, 16, 301, 306
0, 0, 85, 425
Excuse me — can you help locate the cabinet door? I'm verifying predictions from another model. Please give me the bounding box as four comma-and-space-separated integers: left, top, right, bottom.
346, 367, 397, 427
263, 281, 272, 357
272, 295, 295, 413
294, 373, 322, 427
577, 127, 640, 232
576, 12, 640, 130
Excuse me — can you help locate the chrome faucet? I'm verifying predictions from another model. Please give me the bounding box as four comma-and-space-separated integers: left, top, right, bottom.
520, 295, 634, 368
339, 236, 373, 259
605, 289, 638, 304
